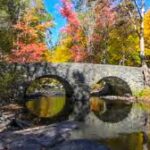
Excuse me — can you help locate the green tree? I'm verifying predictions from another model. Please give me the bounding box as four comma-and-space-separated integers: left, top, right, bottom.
0, 0, 28, 58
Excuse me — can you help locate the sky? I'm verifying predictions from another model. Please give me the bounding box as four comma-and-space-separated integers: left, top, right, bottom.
146, 0, 150, 10
43, 0, 150, 46
43, 0, 66, 46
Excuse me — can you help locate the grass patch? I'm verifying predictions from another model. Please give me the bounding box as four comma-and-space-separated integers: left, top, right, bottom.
134, 88, 150, 99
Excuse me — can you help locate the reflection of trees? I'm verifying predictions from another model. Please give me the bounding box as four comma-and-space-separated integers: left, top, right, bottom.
26, 96, 66, 118
99, 132, 145, 150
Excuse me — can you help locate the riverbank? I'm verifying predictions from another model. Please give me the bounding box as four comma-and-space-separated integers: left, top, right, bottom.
0, 101, 150, 150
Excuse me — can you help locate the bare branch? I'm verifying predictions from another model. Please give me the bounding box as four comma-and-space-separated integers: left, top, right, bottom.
122, 1, 140, 37
132, 0, 142, 19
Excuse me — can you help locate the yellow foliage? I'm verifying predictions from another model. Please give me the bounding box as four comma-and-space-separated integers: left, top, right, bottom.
35, 22, 53, 31
108, 28, 140, 66
144, 10, 150, 56
51, 45, 72, 62
144, 10, 150, 39
60, 36, 72, 46
22, 4, 53, 36
43, 45, 71, 63
43, 50, 53, 62
24, 9, 39, 22
44, 36, 72, 63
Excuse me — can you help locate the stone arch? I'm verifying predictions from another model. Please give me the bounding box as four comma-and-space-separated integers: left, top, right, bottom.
97, 76, 132, 96
25, 75, 74, 98
24, 75, 74, 121
91, 76, 133, 123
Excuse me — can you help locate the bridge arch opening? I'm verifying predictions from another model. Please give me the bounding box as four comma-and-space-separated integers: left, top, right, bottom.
24, 75, 74, 123
95, 76, 132, 96
90, 76, 133, 123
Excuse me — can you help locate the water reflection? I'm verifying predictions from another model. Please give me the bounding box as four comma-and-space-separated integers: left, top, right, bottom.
26, 96, 66, 118
148, 133, 150, 150
99, 132, 148, 150
90, 97, 132, 123
24, 80, 150, 150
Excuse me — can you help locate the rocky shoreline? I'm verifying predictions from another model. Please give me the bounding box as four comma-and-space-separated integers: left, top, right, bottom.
0, 95, 150, 150
0, 120, 111, 150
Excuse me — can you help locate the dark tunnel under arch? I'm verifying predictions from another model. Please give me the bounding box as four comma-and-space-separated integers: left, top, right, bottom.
97, 76, 132, 96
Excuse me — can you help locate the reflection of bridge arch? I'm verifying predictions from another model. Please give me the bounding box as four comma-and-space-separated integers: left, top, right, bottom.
83, 103, 147, 139
90, 76, 133, 123
24, 75, 74, 120
92, 99, 133, 123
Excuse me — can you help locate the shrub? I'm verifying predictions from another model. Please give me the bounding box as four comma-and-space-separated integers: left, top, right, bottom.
136, 87, 150, 100
0, 62, 24, 105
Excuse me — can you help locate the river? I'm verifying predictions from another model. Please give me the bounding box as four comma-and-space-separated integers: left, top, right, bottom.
25, 94, 150, 150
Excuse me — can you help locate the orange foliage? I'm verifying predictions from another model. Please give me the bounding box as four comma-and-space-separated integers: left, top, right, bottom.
9, 42, 46, 63
90, 98, 105, 113
9, 4, 53, 63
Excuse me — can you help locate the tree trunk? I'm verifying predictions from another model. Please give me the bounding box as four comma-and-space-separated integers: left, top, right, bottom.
140, 0, 145, 66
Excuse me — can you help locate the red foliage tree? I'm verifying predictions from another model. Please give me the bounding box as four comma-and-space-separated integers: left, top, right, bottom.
59, 0, 87, 62
59, 0, 116, 63
87, 0, 116, 63
9, 2, 52, 63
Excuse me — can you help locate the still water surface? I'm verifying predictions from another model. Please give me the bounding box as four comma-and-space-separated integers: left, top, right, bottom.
26, 95, 150, 150
26, 95, 66, 118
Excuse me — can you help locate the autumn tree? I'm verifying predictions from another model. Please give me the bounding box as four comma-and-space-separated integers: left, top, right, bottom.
43, 36, 72, 62
105, 0, 141, 66
0, 0, 28, 60
72, 0, 116, 63
9, 0, 53, 63
59, 0, 87, 62
118, 0, 146, 65
45, 0, 149, 66
72, 0, 146, 66
144, 9, 150, 66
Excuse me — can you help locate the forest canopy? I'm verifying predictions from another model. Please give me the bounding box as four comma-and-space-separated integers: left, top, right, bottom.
0, 0, 149, 66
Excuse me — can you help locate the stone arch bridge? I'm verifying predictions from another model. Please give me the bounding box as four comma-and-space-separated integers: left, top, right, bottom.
0, 62, 148, 128
1, 62, 146, 101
